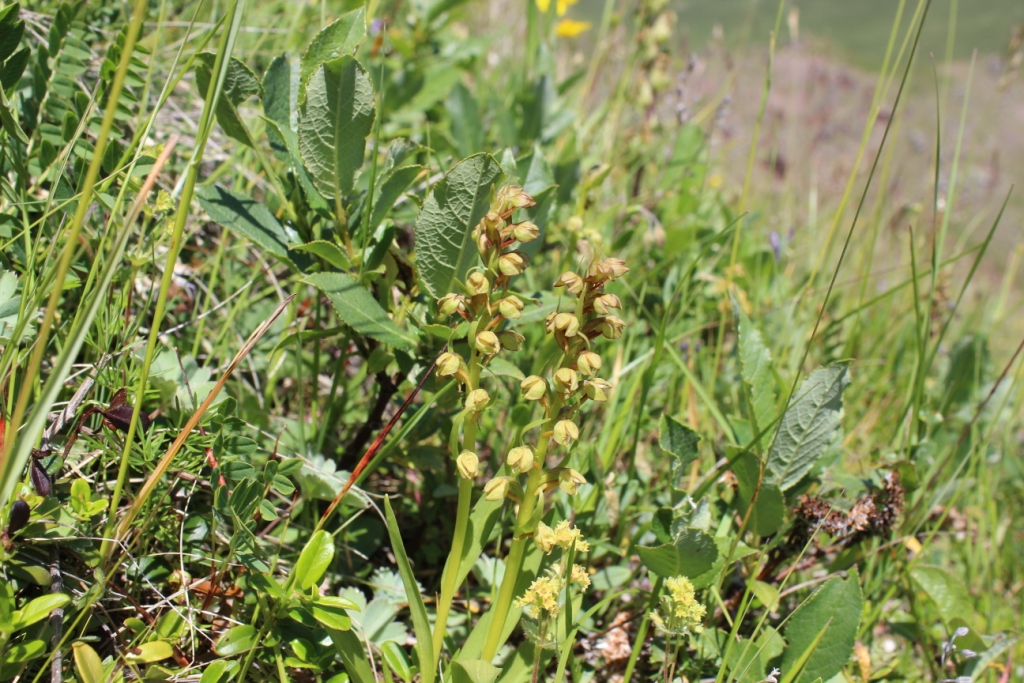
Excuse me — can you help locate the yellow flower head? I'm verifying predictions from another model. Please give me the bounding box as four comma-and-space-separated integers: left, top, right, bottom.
516, 575, 563, 618
570, 564, 591, 590
552, 520, 590, 553
556, 18, 592, 38
536, 0, 578, 16
651, 576, 706, 636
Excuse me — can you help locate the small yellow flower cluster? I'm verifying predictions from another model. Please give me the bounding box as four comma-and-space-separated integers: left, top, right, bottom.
533, 520, 590, 554
650, 576, 706, 636
516, 574, 562, 619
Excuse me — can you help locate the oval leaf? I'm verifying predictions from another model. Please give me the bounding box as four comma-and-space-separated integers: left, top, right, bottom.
11, 592, 70, 629
125, 640, 174, 663
73, 642, 105, 683
293, 529, 335, 590
414, 154, 503, 299
380, 641, 412, 682
292, 240, 351, 270
299, 8, 366, 97
310, 602, 352, 631
780, 568, 862, 683
215, 624, 258, 656
5, 638, 46, 663
304, 272, 418, 351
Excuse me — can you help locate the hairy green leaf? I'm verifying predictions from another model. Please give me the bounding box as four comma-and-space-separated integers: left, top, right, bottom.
300, 8, 366, 98
304, 272, 418, 351
414, 154, 503, 299
299, 56, 375, 206
767, 365, 850, 491
195, 53, 263, 148
738, 308, 777, 441
780, 568, 862, 683
910, 564, 974, 626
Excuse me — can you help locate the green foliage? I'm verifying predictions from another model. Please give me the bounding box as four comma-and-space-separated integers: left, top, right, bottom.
0, 2, 1019, 683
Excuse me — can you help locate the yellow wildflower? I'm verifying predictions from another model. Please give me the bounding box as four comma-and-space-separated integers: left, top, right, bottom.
570, 564, 591, 590
555, 18, 592, 38
552, 520, 590, 553
651, 575, 706, 636
516, 575, 563, 618
536, 0, 578, 16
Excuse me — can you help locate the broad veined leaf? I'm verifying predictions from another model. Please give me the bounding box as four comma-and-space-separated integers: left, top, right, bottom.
299, 56, 375, 206
293, 529, 336, 590
738, 307, 777, 441
414, 154, 503, 299
263, 54, 299, 160
299, 8, 366, 99
636, 527, 717, 579
767, 364, 850, 491
196, 184, 296, 263
731, 450, 784, 536
780, 568, 862, 683
910, 565, 974, 627
304, 272, 418, 351
691, 536, 756, 590
659, 414, 700, 489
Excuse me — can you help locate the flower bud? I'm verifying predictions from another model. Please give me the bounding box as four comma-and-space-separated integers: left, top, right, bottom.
475, 227, 493, 255
598, 315, 625, 340
467, 272, 490, 295
506, 445, 535, 474
496, 185, 535, 212
583, 378, 613, 402
558, 468, 586, 495
483, 476, 513, 501
553, 367, 579, 393
498, 295, 525, 320
553, 419, 580, 446
570, 564, 591, 589
457, 450, 480, 479
554, 271, 584, 295
533, 520, 556, 553
521, 375, 548, 401
591, 293, 622, 316
577, 351, 602, 376
552, 312, 580, 338
436, 352, 463, 377
498, 251, 528, 276
475, 330, 501, 356
511, 221, 540, 243
499, 330, 524, 351
466, 388, 490, 412
566, 215, 584, 233
438, 293, 466, 317
591, 258, 629, 281
482, 211, 504, 231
